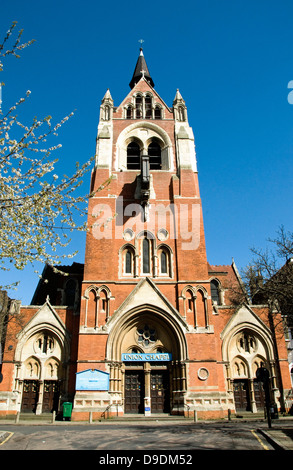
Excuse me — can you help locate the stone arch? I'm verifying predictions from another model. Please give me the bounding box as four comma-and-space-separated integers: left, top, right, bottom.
222, 318, 278, 413
157, 243, 173, 277
106, 305, 188, 363
210, 277, 223, 306
44, 356, 60, 380
15, 323, 70, 366
119, 243, 137, 277
14, 314, 70, 414
222, 322, 275, 366
194, 286, 209, 328
115, 122, 173, 171
24, 356, 41, 380
106, 305, 188, 415
84, 285, 112, 328
231, 355, 249, 379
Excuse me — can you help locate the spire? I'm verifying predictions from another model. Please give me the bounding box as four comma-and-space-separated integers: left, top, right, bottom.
129, 47, 155, 89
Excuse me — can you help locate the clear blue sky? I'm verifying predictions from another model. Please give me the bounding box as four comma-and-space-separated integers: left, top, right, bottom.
1, 0, 293, 304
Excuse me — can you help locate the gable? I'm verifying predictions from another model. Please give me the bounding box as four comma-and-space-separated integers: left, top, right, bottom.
108, 277, 187, 330
17, 299, 67, 340
221, 303, 271, 341
114, 77, 173, 118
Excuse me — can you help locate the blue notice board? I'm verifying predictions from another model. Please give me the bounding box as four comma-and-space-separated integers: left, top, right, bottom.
76, 369, 110, 391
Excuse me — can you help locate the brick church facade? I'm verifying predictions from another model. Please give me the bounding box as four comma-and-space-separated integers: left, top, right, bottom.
0, 49, 291, 420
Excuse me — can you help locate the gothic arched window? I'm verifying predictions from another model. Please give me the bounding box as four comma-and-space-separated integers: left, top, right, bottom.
158, 246, 171, 276
127, 142, 140, 169
142, 237, 150, 274
126, 106, 133, 119
210, 279, 221, 305
154, 106, 162, 119
148, 140, 161, 170
178, 106, 185, 121
161, 251, 167, 274
145, 95, 152, 119
125, 250, 132, 274
135, 95, 142, 118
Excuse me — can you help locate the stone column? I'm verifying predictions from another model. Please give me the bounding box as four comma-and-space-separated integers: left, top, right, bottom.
249, 378, 257, 413
36, 380, 43, 415
144, 362, 151, 416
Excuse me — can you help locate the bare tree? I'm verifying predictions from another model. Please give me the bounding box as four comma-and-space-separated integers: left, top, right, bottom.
241, 226, 293, 326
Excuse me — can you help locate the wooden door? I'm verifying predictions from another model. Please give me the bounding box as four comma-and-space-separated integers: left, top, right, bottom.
42, 381, 60, 413
125, 370, 144, 414
151, 370, 170, 413
253, 380, 265, 410
233, 379, 250, 411
21, 380, 39, 413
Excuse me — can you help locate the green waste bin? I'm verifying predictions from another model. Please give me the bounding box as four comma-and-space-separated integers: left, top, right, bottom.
63, 402, 72, 420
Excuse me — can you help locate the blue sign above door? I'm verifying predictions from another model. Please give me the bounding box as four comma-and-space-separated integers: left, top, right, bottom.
76, 369, 110, 391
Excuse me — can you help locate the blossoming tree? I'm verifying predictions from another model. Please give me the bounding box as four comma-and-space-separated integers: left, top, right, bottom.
0, 23, 109, 289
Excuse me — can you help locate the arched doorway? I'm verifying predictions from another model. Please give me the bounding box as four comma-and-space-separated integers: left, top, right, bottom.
107, 307, 187, 415
19, 331, 63, 414
15, 324, 70, 415
224, 325, 277, 413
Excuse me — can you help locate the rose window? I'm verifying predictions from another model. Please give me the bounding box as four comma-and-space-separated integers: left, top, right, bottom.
137, 325, 156, 348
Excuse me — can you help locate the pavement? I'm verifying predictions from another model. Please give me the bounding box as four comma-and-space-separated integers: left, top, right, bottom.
257, 424, 293, 451
0, 414, 293, 450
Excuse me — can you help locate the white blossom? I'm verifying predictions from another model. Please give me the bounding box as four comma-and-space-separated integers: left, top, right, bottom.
0, 22, 111, 290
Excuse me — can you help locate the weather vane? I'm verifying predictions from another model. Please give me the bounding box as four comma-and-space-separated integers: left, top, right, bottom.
138, 39, 144, 49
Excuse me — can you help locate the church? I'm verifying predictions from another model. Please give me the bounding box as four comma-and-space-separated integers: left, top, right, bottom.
0, 48, 291, 420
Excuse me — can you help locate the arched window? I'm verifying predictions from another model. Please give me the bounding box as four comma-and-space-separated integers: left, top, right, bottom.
125, 250, 132, 274
127, 142, 140, 169
121, 245, 136, 277
36, 334, 54, 355
145, 95, 152, 119
161, 251, 167, 274
178, 106, 185, 121
99, 289, 108, 313
183, 288, 196, 327
87, 289, 97, 328
126, 106, 133, 119
135, 95, 142, 118
142, 237, 150, 274
154, 106, 161, 119
158, 246, 171, 276
210, 279, 221, 305
148, 140, 161, 170
104, 105, 110, 121
196, 289, 208, 328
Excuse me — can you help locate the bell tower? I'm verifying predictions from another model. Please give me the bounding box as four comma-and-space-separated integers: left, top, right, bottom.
75, 47, 214, 417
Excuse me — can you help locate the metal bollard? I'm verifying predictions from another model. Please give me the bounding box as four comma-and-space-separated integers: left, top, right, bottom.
194, 410, 197, 422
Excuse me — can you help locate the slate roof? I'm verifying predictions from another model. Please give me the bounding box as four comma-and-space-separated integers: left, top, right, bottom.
129, 48, 155, 89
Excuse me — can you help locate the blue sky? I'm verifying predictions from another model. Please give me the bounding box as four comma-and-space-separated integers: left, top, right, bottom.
1, 0, 293, 304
